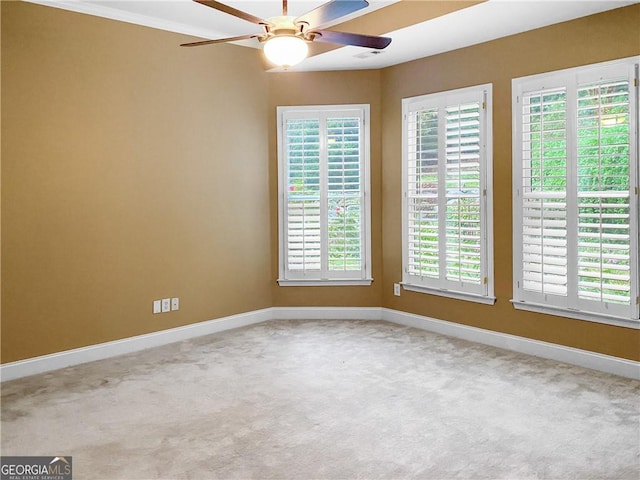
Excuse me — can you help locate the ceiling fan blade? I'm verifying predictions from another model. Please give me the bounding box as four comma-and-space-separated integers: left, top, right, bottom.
180, 34, 257, 47
296, 0, 369, 28
311, 30, 391, 49
194, 0, 267, 25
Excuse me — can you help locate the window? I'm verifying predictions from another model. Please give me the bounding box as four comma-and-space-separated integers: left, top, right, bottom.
512, 57, 639, 327
277, 105, 372, 286
402, 85, 494, 304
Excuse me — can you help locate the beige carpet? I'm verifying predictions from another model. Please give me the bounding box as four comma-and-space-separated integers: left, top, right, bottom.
2, 320, 639, 479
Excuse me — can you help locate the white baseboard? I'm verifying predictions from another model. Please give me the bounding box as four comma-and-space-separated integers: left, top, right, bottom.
382, 308, 640, 380
0, 308, 274, 382
2, 306, 638, 381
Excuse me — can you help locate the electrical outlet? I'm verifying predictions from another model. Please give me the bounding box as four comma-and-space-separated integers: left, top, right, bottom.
394, 283, 401, 296
161, 298, 171, 313
171, 297, 179, 311
153, 300, 161, 314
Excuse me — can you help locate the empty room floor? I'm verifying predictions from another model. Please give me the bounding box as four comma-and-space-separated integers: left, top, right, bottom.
2, 320, 639, 479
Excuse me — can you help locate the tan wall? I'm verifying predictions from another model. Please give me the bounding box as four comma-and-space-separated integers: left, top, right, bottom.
380, 4, 640, 361
1, 2, 272, 363
268, 70, 383, 307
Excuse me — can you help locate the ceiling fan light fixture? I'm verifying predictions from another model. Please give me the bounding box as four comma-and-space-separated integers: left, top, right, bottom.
263, 35, 308, 67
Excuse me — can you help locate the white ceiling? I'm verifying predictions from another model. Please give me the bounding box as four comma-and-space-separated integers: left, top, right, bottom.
25, 0, 638, 72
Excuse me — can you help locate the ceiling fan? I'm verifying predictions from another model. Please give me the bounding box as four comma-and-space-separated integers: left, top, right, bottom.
180, 0, 392, 67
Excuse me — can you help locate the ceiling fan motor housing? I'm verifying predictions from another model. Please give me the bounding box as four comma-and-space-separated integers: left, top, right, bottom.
257, 16, 316, 43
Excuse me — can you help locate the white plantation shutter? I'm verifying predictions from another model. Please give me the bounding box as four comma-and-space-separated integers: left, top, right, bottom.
327, 117, 363, 272
576, 80, 632, 307
286, 118, 321, 272
406, 107, 440, 279
402, 85, 494, 303
513, 57, 639, 325
445, 102, 483, 284
278, 105, 371, 285
520, 88, 569, 299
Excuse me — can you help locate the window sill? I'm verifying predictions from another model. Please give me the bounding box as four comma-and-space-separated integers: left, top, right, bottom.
511, 300, 640, 330
278, 279, 373, 287
401, 283, 496, 305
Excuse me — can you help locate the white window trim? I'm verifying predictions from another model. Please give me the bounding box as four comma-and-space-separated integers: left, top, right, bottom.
511, 300, 640, 330
512, 56, 640, 327
401, 84, 495, 305
401, 283, 496, 305
277, 279, 373, 287
277, 104, 373, 286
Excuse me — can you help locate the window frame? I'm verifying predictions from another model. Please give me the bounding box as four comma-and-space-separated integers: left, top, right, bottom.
401, 84, 495, 305
512, 57, 640, 329
277, 104, 372, 286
